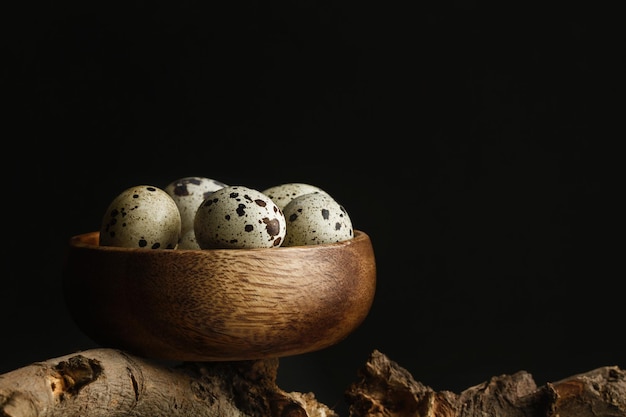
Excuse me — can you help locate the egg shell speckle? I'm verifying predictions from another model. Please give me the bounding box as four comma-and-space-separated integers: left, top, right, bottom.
164, 176, 228, 235
262, 182, 329, 210
99, 185, 181, 249
282, 192, 353, 246
194, 185, 286, 249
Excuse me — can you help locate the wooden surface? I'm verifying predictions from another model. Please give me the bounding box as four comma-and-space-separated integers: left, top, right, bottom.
63, 230, 376, 362
2, 348, 624, 417
0, 348, 334, 417
346, 350, 626, 417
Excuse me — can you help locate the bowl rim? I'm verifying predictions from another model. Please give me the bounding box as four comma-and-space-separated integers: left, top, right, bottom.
69, 229, 371, 253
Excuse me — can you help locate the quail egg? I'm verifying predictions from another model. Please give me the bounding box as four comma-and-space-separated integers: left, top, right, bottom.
282, 192, 353, 246
100, 185, 181, 249
194, 185, 286, 249
262, 182, 329, 210
164, 176, 227, 235
178, 228, 201, 250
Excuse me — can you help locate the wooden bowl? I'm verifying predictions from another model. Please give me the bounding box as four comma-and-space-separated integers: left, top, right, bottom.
62, 230, 376, 362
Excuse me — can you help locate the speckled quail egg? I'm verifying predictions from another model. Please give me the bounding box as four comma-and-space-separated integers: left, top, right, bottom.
261, 182, 329, 210
164, 176, 227, 235
282, 192, 353, 246
178, 228, 201, 250
100, 185, 181, 249
194, 185, 286, 249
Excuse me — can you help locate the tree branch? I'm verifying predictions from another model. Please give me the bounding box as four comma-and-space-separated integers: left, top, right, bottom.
346, 349, 626, 417
2, 348, 625, 417
0, 348, 334, 417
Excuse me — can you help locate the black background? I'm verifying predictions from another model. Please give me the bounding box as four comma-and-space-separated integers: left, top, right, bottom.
3, 1, 621, 415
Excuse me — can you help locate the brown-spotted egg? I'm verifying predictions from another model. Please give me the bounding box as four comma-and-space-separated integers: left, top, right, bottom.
178, 229, 201, 250
194, 185, 286, 249
282, 192, 353, 246
99, 185, 181, 249
164, 176, 227, 236
262, 182, 329, 210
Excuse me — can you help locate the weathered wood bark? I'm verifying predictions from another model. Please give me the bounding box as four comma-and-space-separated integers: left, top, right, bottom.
0, 348, 335, 417
346, 350, 626, 417
2, 348, 625, 417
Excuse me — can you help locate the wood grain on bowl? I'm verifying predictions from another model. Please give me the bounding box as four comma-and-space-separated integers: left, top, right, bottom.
62, 230, 376, 361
